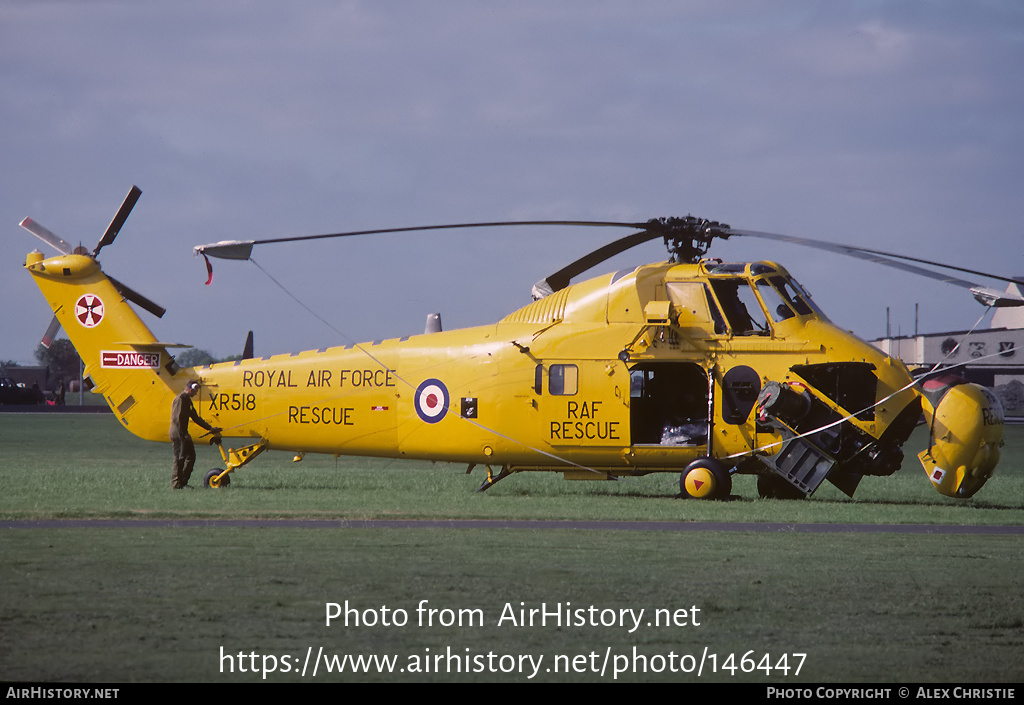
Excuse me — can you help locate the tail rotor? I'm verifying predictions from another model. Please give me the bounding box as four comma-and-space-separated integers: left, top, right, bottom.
20, 185, 165, 347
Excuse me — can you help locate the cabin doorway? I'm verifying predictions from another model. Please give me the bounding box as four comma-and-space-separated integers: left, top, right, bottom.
629, 362, 709, 446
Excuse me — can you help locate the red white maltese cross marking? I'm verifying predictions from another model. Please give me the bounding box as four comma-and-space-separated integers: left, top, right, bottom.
75, 293, 105, 328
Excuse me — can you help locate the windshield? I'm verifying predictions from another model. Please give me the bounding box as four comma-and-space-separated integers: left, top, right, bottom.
669, 272, 829, 337
756, 279, 795, 322
753, 275, 829, 323
775, 275, 829, 321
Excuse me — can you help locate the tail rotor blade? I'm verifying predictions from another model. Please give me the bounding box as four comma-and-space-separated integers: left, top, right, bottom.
242, 331, 254, 360
20, 218, 73, 255
93, 185, 142, 258
41, 315, 62, 348
108, 274, 166, 318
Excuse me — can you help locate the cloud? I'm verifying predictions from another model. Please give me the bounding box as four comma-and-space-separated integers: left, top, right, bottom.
2, 2, 1022, 361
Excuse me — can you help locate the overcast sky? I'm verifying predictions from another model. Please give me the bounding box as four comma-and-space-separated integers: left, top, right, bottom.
3, 1, 1022, 364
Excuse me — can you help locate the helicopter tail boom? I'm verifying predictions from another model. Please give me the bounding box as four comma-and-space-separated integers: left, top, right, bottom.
24, 250, 181, 442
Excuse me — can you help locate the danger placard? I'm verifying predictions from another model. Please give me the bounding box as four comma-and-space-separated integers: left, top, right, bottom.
101, 351, 160, 368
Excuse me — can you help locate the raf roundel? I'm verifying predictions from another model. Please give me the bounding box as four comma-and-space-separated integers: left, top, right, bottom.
75, 293, 105, 328
415, 378, 450, 424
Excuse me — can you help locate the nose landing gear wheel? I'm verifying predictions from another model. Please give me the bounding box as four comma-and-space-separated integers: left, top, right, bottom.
680, 458, 731, 500
203, 468, 230, 489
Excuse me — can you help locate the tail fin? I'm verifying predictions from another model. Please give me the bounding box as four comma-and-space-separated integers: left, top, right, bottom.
25, 250, 181, 442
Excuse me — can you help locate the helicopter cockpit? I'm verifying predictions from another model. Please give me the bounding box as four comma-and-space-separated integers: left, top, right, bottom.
669, 262, 828, 337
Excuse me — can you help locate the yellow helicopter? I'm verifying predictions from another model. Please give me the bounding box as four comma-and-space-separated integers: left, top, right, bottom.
21, 187, 1016, 500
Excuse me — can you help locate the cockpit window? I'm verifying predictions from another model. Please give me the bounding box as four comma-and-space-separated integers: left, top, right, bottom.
666, 282, 727, 335
773, 276, 828, 320
708, 279, 769, 336
667, 274, 824, 336
756, 279, 795, 322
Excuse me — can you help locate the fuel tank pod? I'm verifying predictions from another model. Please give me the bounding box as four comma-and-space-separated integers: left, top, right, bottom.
917, 374, 1004, 498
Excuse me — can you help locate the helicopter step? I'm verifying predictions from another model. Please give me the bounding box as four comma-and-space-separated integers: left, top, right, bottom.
475, 465, 513, 493
752, 380, 852, 499
757, 436, 836, 498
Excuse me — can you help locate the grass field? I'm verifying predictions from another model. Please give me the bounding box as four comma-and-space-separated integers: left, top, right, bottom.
1, 414, 1022, 683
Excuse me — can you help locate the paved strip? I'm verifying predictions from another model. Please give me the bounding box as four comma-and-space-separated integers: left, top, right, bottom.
2, 519, 1023, 533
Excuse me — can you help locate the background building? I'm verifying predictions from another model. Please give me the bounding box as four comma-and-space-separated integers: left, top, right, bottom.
871, 283, 1024, 415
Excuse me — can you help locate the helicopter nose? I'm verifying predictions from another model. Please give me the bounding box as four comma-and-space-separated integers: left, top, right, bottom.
917, 376, 1003, 498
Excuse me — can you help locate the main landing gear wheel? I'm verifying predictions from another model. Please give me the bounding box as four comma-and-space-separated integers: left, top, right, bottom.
680, 458, 731, 500
203, 468, 230, 489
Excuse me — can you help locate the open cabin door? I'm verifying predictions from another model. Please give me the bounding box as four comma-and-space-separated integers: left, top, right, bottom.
628, 361, 711, 450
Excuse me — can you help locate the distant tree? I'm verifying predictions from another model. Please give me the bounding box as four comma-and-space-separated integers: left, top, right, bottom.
34, 339, 81, 382
0, 360, 20, 376
174, 348, 219, 368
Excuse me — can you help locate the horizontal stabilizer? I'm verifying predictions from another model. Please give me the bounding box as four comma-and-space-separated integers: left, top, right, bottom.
113, 341, 194, 349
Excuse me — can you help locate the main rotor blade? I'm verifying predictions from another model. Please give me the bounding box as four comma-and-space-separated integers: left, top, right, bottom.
195, 212, 1020, 307
93, 185, 142, 258
19, 218, 73, 255
532, 229, 663, 298
727, 228, 1022, 287
194, 219, 645, 259
726, 228, 1024, 307
532, 216, 730, 297
108, 275, 166, 318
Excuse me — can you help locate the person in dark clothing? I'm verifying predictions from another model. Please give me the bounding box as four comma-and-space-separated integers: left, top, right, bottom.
169, 380, 220, 489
